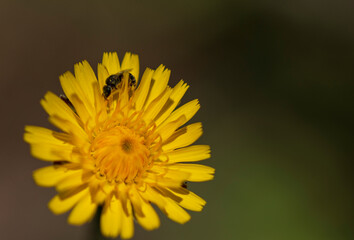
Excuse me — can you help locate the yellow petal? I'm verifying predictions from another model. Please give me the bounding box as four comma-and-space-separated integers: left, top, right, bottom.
40, 91, 84, 134
150, 165, 191, 181
136, 201, 160, 230
154, 80, 189, 126
97, 63, 110, 95
162, 122, 203, 151
40, 91, 76, 120
24, 126, 63, 144
29, 144, 73, 162
156, 115, 186, 142
24, 126, 77, 162
48, 188, 88, 214
56, 170, 83, 193
59, 71, 94, 130
48, 118, 89, 148
73, 61, 98, 115
133, 68, 154, 111
130, 187, 160, 230
24, 125, 69, 145
115, 183, 129, 205
68, 193, 97, 225
120, 199, 134, 239
89, 180, 108, 204
142, 87, 172, 124
144, 65, 170, 108
121, 52, 139, 81
160, 145, 211, 163
127, 187, 143, 217
145, 166, 190, 188
92, 79, 108, 123
140, 185, 166, 208
141, 186, 190, 224
169, 188, 206, 212
102, 52, 120, 75
167, 164, 215, 182
33, 166, 78, 187
100, 196, 122, 238
163, 196, 191, 224
159, 99, 200, 130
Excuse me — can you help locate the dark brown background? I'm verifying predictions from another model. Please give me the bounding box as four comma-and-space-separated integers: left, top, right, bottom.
1, 0, 354, 240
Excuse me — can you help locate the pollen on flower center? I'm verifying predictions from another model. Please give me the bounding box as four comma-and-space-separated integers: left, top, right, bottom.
90, 125, 152, 183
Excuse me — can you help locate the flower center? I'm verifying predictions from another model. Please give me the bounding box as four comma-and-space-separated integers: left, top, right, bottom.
90, 126, 151, 183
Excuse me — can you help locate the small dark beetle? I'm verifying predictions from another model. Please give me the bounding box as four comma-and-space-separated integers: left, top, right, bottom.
102, 70, 137, 99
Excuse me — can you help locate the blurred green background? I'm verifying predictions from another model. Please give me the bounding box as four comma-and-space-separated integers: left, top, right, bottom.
0, 0, 353, 239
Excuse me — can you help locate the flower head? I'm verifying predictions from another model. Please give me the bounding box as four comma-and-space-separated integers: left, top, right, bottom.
24, 52, 214, 238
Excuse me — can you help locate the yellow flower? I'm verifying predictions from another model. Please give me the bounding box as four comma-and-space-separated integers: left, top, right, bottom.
24, 52, 214, 239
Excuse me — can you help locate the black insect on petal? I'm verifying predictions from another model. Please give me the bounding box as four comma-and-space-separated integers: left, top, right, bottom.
103, 85, 112, 99
106, 74, 122, 88
129, 73, 137, 87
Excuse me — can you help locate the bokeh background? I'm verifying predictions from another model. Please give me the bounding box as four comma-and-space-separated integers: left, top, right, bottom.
1, 0, 353, 239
